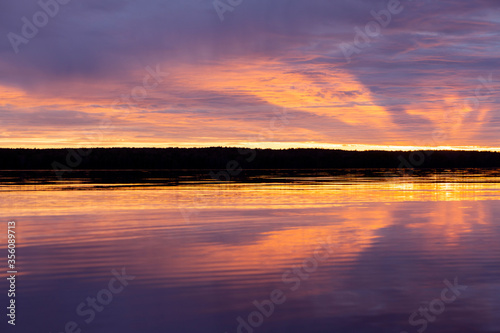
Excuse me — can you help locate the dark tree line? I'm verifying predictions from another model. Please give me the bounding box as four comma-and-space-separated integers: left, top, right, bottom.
0, 147, 499, 170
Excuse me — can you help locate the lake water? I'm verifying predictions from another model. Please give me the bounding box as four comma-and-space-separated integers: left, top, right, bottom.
1, 170, 500, 333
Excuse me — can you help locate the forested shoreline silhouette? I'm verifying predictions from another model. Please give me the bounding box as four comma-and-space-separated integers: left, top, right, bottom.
1, 147, 499, 170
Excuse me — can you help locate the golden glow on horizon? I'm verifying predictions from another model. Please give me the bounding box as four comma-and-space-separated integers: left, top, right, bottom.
0, 57, 498, 150
3, 142, 500, 152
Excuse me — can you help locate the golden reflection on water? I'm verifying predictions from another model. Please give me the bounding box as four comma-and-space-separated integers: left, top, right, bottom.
1, 175, 499, 332
1, 178, 499, 275
3, 179, 500, 215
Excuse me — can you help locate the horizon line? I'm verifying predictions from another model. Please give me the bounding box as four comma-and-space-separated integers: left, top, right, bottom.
2, 143, 500, 152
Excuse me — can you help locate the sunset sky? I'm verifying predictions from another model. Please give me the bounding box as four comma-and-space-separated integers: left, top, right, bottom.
1, 0, 499, 150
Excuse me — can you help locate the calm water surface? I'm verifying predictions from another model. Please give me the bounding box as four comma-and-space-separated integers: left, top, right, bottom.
1, 171, 499, 333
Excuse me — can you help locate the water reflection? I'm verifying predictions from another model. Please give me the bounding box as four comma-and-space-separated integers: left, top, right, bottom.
0, 171, 499, 332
